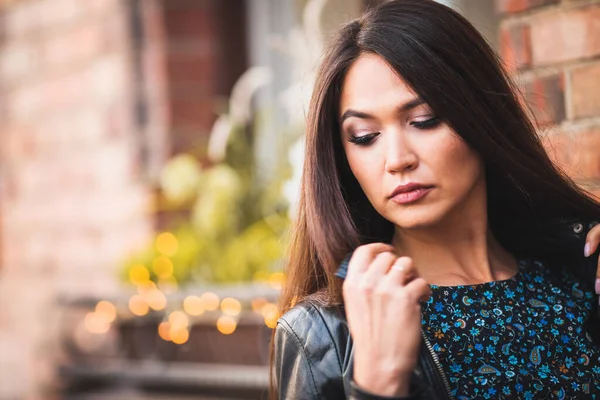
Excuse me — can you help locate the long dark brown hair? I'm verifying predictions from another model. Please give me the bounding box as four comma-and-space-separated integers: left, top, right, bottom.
271, 0, 599, 395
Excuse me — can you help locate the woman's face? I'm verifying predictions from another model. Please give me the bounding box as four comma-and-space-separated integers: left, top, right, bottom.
339, 53, 485, 230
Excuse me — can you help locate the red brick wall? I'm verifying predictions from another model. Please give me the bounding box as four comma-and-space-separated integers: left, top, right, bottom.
163, 0, 247, 155
0, 0, 164, 396
498, 0, 600, 199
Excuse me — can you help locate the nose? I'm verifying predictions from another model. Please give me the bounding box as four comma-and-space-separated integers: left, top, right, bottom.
384, 130, 418, 173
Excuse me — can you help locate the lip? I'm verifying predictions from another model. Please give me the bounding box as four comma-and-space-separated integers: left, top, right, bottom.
389, 183, 434, 204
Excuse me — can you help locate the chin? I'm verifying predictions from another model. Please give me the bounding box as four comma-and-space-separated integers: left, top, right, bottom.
386, 204, 447, 230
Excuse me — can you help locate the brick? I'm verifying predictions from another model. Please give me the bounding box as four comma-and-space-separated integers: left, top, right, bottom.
544, 128, 600, 180
499, 23, 531, 72
142, 0, 166, 42
570, 63, 600, 120
169, 98, 216, 129
496, 0, 559, 14
164, 9, 214, 39
523, 73, 566, 126
531, 5, 600, 65
167, 52, 215, 84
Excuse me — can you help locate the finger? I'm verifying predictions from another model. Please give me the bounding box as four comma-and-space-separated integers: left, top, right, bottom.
361, 251, 397, 284
404, 277, 432, 303
388, 257, 417, 286
346, 243, 395, 279
586, 223, 600, 258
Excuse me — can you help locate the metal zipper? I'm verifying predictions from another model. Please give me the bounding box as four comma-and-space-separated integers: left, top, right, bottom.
421, 331, 454, 399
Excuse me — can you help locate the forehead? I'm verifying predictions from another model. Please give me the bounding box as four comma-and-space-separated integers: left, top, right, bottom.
340, 53, 417, 115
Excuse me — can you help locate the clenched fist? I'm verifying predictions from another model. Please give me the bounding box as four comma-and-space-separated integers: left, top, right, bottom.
342, 243, 431, 397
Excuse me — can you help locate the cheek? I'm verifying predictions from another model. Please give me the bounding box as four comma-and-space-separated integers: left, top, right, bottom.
345, 147, 385, 200
433, 134, 482, 190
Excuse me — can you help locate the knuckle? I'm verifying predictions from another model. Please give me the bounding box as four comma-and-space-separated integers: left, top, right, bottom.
374, 283, 394, 297
357, 279, 375, 294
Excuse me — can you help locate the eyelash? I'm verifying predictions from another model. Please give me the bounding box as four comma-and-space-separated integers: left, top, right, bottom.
347, 117, 442, 146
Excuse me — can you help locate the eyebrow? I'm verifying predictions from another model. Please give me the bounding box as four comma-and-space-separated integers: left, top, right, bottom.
339, 97, 426, 125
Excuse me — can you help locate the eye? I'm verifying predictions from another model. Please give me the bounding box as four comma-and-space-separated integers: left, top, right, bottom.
347, 132, 379, 146
411, 117, 442, 130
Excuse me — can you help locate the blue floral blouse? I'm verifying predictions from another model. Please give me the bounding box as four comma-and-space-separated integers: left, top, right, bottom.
421, 258, 600, 399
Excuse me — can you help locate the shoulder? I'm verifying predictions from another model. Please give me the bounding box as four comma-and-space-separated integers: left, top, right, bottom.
276, 301, 350, 364
278, 301, 348, 338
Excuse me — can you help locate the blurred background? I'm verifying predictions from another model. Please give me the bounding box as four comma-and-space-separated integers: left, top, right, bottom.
0, 0, 598, 399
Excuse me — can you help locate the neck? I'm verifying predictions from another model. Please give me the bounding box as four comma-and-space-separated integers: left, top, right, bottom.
391, 208, 517, 287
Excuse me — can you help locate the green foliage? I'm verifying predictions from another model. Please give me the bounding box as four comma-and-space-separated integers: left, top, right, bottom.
122, 116, 291, 287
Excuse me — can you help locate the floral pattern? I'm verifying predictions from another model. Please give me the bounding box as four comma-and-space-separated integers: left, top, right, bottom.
421, 258, 600, 399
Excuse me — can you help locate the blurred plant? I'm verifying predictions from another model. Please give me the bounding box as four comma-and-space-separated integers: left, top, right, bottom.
121, 66, 290, 287
116, 2, 330, 347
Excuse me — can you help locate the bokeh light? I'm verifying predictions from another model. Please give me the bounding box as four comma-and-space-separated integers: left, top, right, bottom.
261, 303, 278, 329
268, 272, 285, 290
152, 256, 174, 279
129, 264, 150, 285
200, 292, 220, 311
220, 297, 242, 316
183, 295, 205, 316
137, 281, 157, 295
129, 295, 149, 316
95, 300, 117, 323
158, 321, 171, 341
84, 312, 111, 334
168, 311, 189, 328
251, 297, 268, 313
170, 327, 189, 344
145, 289, 167, 311
156, 232, 179, 256
216, 315, 237, 335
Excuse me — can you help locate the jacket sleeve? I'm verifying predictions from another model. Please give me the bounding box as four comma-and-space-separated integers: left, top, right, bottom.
274, 312, 425, 400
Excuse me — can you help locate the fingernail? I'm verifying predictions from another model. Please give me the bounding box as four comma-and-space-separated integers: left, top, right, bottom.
585, 243, 591, 257
595, 279, 600, 295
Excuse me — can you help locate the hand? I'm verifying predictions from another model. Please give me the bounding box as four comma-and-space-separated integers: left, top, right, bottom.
586, 223, 600, 294
342, 243, 431, 397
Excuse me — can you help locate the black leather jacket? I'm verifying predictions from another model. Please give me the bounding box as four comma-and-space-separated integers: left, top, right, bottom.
274, 219, 600, 399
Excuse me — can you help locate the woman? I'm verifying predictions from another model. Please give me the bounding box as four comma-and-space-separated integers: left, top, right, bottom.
272, 0, 600, 399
